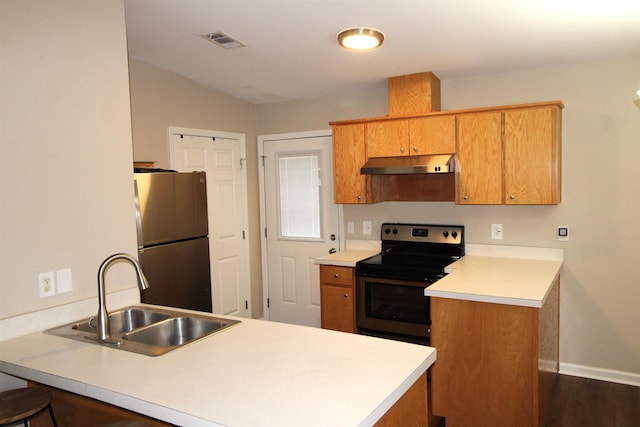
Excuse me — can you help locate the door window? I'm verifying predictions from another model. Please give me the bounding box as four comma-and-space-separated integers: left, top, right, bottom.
277, 153, 321, 240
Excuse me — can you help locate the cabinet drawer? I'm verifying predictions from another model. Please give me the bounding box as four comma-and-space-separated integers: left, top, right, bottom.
320, 265, 354, 286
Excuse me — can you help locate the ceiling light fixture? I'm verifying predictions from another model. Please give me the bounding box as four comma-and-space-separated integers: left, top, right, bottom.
337, 27, 384, 51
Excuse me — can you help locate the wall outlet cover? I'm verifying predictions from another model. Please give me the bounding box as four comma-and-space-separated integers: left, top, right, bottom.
38, 271, 56, 298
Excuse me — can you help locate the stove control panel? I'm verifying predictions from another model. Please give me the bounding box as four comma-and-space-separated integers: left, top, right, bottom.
381, 223, 464, 244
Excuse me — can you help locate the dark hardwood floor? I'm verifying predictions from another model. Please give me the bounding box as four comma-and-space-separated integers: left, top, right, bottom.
546, 374, 640, 427
435, 374, 640, 427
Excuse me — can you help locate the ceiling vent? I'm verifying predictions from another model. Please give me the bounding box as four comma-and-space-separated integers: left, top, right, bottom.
201, 31, 246, 49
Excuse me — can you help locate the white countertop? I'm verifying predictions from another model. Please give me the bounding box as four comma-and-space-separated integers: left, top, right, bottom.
0, 308, 435, 427
315, 249, 379, 267
425, 252, 563, 308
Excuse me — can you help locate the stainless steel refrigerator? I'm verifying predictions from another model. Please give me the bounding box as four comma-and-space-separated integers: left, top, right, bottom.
134, 171, 212, 312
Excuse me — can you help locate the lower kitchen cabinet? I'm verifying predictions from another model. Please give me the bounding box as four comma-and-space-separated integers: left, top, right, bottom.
320, 265, 356, 333
430, 277, 560, 427
28, 382, 173, 426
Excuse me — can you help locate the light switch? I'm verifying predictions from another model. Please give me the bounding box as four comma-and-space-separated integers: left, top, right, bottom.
56, 268, 73, 293
363, 221, 372, 235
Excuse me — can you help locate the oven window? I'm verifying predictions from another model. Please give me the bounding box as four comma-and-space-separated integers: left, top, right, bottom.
364, 281, 428, 325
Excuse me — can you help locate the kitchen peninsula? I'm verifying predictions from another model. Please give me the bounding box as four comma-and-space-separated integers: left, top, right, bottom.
426, 246, 563, 427
0, 308, 435, 427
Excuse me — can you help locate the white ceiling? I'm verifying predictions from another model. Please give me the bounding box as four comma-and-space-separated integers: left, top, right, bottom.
125, 0, 640, 104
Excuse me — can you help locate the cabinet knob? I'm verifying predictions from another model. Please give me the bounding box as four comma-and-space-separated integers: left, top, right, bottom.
510, 194, 516, 200
413, 146, 418, 152
330, 234, 336, 241
463, 195, 469, 200
399, 147, 405, 153
329, 248, 336, 254
357, 195, 362, 200
334, 273, 339, 278
343, 293, 349, 298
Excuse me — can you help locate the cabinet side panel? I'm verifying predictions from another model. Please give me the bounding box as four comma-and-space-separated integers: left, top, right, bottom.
431, 297, 537, 427
538, 277, 560, 425
374, 372, 429, 427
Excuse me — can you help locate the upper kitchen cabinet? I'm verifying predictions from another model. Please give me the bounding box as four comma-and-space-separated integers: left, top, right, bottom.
504, 104, 562, 204
366, 115, 455, 158
456, 102, 563, 205
366, 120, 409, 158
456, 111, 503, 204
332, 123, 381, 204
409, 115, 456, 155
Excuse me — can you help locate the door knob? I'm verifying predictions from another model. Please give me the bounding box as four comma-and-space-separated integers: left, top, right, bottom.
330, 234, 336, 241
329, 248, 337, 254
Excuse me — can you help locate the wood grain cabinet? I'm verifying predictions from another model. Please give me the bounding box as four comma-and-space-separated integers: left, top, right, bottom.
456, 111, 503, 204
320, 265, 356, 333
430, 278, 560, 427
366, 119, 409, 157
366, 116, 455, 158
332, 123, 381, 204
409, 115, 456, 155
503, 105, 562, 204
456, 102, 562, 205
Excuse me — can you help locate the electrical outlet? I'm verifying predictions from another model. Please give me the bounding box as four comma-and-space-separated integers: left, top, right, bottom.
491, 223, 503, 240
363, 221, 372, 235
38, 271, 56, 298
347, 221, 355, 234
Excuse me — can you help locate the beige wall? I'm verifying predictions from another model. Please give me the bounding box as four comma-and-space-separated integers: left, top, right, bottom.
254, 56, 640, 377
0, 1, 137, 318
128, 59, 263, 317
3, 0, 636, 379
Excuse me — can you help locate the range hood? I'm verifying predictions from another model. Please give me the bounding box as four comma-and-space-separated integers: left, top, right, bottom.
360, 154, 453, 175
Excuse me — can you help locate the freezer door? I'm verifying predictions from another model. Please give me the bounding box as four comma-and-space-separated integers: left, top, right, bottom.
139, 238, 212, 313
135, 172, 208, 247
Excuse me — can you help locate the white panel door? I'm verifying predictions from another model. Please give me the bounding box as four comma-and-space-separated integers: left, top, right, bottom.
261, 134, 339, 327
170, 130, 250, 318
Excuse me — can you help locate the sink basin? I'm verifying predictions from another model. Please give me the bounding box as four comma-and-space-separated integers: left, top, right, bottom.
45, 306, 240, 356
72, 308, 171, 334
122, 317, 230, 347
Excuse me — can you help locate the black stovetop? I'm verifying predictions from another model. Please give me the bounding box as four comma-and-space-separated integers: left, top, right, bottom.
355, 223, 464, 283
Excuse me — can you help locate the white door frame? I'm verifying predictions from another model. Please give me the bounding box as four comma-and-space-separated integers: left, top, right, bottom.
257, 129, 344, 320
168, 126, 251, 315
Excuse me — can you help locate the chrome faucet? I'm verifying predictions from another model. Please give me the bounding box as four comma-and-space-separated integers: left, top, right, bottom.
97, 253, 149, 343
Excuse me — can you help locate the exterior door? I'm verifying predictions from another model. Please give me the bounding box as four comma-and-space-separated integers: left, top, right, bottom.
169, 127, 251, 318
259, 132, 340, 327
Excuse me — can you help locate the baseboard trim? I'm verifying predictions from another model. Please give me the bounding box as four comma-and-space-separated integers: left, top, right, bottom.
560, 362, 640, 387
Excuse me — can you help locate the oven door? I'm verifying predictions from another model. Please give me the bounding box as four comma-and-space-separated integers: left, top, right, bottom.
356, 276, 430, 342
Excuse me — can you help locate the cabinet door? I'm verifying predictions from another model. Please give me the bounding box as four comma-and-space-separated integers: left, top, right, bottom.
333, 124, 369, 203
366, 120, 409, 158
409, 115, 456, 155
456, 111, 503, 204
320, 284, 356, 333
504, 106, 561, 204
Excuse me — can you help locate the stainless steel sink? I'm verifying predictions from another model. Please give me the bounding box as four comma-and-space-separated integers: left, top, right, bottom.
122, 317, 228, 347
72, 308, 171, 334
45, 306, 240, 356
